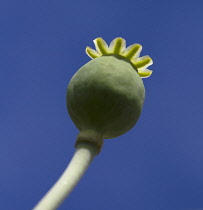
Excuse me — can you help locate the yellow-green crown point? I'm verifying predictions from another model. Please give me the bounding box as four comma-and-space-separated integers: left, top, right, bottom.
86, 37, 153, 78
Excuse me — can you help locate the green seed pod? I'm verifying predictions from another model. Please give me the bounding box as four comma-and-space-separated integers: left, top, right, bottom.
66, 38, 153, 148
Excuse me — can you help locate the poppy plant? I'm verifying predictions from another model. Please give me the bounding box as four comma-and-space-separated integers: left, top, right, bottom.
34, 37, 153, 210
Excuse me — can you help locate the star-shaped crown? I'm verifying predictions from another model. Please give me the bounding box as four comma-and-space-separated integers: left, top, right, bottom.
86, 37, 153, 78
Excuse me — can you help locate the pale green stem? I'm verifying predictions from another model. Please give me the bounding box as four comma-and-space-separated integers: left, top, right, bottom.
33, 142, 99, 210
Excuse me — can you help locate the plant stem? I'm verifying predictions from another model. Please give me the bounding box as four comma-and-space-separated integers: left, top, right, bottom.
33, 142, 99, 210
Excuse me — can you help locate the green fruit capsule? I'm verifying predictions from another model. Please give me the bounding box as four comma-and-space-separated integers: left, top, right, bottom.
66, 37, 153, 149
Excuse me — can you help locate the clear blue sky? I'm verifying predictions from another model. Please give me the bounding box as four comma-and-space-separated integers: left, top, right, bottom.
0, 0, 203, 209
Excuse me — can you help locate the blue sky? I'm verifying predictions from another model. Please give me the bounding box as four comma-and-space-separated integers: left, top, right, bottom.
0, 0, 203, 209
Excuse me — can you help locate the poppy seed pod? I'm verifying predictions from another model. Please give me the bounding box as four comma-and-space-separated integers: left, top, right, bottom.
66, 38, 153, 149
